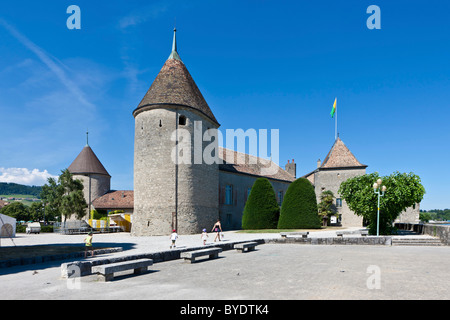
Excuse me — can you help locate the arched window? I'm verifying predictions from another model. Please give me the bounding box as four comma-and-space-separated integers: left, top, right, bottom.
179, 115, 186, 126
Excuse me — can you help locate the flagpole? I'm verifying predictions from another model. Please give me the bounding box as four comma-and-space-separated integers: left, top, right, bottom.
335, 98, 337, 140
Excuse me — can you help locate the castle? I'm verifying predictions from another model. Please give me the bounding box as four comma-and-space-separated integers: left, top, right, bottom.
67, 29, 418, 235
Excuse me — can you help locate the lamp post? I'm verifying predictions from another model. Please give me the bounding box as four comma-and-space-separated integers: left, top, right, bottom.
373, 179, 387, 236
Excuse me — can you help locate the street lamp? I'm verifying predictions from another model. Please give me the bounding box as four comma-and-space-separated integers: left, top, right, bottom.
373, 179, 387, 236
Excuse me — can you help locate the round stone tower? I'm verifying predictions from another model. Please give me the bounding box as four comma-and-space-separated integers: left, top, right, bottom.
132, 29, 220, 236
68, 133, 111, 220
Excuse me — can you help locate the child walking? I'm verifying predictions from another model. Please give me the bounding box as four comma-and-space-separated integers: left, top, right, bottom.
170, 229, 178, 249
201, 228, 208, 245
84, 232, 94, 258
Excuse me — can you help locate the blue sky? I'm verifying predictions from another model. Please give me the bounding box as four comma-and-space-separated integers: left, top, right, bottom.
0, 0, 449, 210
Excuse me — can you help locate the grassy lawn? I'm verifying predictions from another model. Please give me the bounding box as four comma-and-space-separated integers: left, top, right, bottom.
0, 194, 40, 207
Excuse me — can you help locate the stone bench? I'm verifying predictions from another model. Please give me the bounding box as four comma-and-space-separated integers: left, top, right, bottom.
234, 242, 258, 253
280, 232, 309, 238
180, 248, 222, 263
337, 231, 369, 237
91, 258, 153, 282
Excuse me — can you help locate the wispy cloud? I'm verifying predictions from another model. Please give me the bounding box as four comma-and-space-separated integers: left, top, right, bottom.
0, 167, 58, 186
118, 2, 169, 29
0, 18, 94, 109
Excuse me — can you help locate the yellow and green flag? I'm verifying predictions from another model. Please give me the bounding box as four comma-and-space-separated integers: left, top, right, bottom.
330, 98, 337, 118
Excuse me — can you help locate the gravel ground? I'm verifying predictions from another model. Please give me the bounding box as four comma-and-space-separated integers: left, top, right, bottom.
1, 228, 448, 301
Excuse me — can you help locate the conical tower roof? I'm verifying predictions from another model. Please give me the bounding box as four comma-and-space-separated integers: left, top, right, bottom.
133, 29, 219, 125
68, 145, 110, 177
320, 137, 367, 169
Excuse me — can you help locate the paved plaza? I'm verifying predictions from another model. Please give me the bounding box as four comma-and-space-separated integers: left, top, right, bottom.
0, 230, 449, 300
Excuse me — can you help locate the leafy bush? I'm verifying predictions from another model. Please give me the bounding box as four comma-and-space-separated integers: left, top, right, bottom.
278, 178, 320, 229
242, 178, 280, 229
41, 225, 54, 233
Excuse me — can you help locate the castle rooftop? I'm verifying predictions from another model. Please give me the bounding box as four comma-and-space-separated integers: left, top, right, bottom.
133, 28, 219, 125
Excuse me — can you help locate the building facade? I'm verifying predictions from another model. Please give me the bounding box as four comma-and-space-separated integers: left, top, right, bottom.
303, 137, 367, 227
66, 30, 419, 234
67, 141, 111, 220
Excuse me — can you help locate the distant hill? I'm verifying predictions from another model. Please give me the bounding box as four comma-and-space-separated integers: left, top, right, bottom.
0, 182, 42, 198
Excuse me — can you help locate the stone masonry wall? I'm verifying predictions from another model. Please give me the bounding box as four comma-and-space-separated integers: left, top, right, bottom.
133, 106, 219, 236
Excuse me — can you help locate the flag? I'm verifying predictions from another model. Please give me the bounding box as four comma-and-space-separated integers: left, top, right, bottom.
330, 98, 337, 118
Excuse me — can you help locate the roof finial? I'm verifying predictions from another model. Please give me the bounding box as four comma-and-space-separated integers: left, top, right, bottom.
168, 27, 181, 61
172, 27, 177, 52
86, 129, 89, 146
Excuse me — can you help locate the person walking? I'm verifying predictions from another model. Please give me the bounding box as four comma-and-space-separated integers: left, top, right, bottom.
84, 232, 94, 258
211, 220, 222, 242
201, 228, 208, 245
170, 229, 178, 249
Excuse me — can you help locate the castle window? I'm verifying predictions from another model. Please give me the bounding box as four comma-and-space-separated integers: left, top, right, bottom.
225, 185, 233, 205
179, 115, 186, 126
278, 191, 284, 206
336, 198, 342, 208
159, 120, 162, 127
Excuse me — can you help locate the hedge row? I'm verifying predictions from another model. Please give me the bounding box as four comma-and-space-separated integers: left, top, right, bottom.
242, 178, 321, 230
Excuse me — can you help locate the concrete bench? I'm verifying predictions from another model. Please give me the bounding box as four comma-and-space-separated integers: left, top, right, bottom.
180, 248, 222, 263
91, 258, 153, 282
280, 232, 309, 238
337, 231, 368, 237
234, 242, 258, 253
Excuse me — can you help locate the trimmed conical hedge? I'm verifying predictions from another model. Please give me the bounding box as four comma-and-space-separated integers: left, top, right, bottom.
242, 178, 280, 229
277, 178, 320, 229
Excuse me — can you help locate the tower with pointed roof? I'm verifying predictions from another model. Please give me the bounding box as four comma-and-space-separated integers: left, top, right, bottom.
132, 29, 220, 236
302, 137, 367, 227
68, 132, 111, 219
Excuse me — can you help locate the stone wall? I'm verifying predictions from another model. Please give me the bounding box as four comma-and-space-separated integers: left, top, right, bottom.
314, 168, 366, 227
396, 222, 450, 245
133, 106, 219, 236
71, 173, 110, 220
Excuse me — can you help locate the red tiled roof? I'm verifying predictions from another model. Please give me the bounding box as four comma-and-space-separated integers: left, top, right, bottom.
92, 190, 133, 209
218, 147, 295, 182
320, 137, 367, 169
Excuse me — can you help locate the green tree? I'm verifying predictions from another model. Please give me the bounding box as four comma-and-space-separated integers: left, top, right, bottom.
318, 190, 335, 216
58, 169, 87, 223
242, 178, 280, 229
40, 177, 62, 222
278, 178, 321, 229
40, 169, 87, 224
419, 212, 432, 223
338, 171, 425, 235
0, 202, 30, 221
29, 202, 45, 221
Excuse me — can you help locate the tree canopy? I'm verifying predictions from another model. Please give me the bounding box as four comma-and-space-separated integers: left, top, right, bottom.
277, 178, 321, 229
242, 178, 280, 229
338, 171, 425, 235
40, 169, 87, 223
